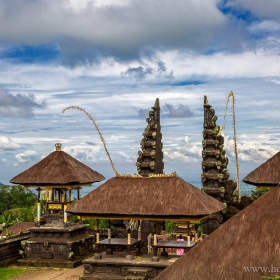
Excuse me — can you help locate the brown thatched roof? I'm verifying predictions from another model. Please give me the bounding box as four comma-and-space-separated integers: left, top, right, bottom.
155, 187, 279, 280
66, 177, 225, 220
10, 149, 105, 186
243, 151, 280, 186
2, 222, 34, 235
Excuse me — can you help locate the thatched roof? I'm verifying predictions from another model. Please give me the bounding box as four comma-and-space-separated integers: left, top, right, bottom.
155, 187, 279, 280
2, 222, 34, 235
66, 177, 225, 220
243, 151, 280, 186
10, 148, 105, 187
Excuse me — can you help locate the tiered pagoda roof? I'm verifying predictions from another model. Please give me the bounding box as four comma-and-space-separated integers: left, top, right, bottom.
201, 96, 236, 202
136, 98, 164, 176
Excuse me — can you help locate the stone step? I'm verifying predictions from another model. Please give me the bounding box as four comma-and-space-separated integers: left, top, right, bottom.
81, 273, 124, 280
125, 268, 148, 280
124, 277, 147, 280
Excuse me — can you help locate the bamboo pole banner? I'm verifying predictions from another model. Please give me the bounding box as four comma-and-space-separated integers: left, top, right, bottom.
62, 106, 119, 176
220, 91, 240, 202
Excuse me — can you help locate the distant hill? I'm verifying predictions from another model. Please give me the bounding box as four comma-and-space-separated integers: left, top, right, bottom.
0, 182, 4, 186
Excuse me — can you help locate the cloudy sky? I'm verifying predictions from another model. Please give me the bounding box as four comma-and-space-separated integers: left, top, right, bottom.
0, 0, 280, 189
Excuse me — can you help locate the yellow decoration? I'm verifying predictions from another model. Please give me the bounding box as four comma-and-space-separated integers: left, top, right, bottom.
48, 203, 63, 210
55, 143, 62, 151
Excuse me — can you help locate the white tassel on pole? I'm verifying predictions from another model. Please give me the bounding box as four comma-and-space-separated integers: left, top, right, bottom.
138, 227, 141, 241
154, 234, 157, 245
187, 235, 191, 246
37, 202, 41, 222
64, 204, 67, 223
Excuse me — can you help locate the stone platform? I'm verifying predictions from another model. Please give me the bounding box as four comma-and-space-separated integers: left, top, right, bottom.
17, 254, 94, 268
18, 222, 94, 268
80, 252, 180, 280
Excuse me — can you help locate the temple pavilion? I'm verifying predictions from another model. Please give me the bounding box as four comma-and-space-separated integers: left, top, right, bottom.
243, 151, 280, 188
9, 143, 105, 267
154, 185, 280, 280
67, 98, 225, 230
65, 98, 226, 278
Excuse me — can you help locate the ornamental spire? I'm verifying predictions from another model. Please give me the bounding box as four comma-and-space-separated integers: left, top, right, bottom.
136, 98, 164, 177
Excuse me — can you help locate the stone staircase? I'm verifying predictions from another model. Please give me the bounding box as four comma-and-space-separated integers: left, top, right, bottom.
80, 274, 124, 280
124, 268, 149, 280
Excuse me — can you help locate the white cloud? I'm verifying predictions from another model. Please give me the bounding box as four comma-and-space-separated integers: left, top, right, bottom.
227, 0, 280, 19
249, 20, 280, 33
63, 144, 102, 162
180, 136, 202, 156
0, 135, 21, 151
15, 150, 38, 163
164, 136, 201, 163
0, 0, 280, 189
164, 151, 199, 163
0, 0, 228, 64
160, 49, 280, 79
266, 77, 280, 85
118, 151, 135, 163
224, 135, 278, 163
0, 87, 46, 118
106, 135, 130, 143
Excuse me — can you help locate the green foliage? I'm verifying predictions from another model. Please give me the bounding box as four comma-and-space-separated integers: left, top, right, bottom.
40, 200, 46, 214
82, 218, 109, 229
0, 212, 14, 230
0, 205, 36, 231
4, 207, 36, 223
251, 188, 271, 201
99, 219, 109, 229
165, 220, 176, 233
83, 218, 97, 228
72, 215, 78, 223
0, 185, 37, 215
7, 231, 14, 236
0, 267, 27, 280
262, 276, 280, 280
197, 224, 203, 237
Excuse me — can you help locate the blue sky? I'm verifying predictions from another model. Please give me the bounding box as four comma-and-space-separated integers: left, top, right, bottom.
0, 0, 280, 188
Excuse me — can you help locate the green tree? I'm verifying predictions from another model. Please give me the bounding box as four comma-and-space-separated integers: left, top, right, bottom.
83, 218, 97, 228
0, 212, 14, 231
251, 188, 271, 201
165, 220, 176, 233
4, 208, 35, 223
0, 186, 10, 215
0, 185, 37, 215
82, 219, 109, 229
